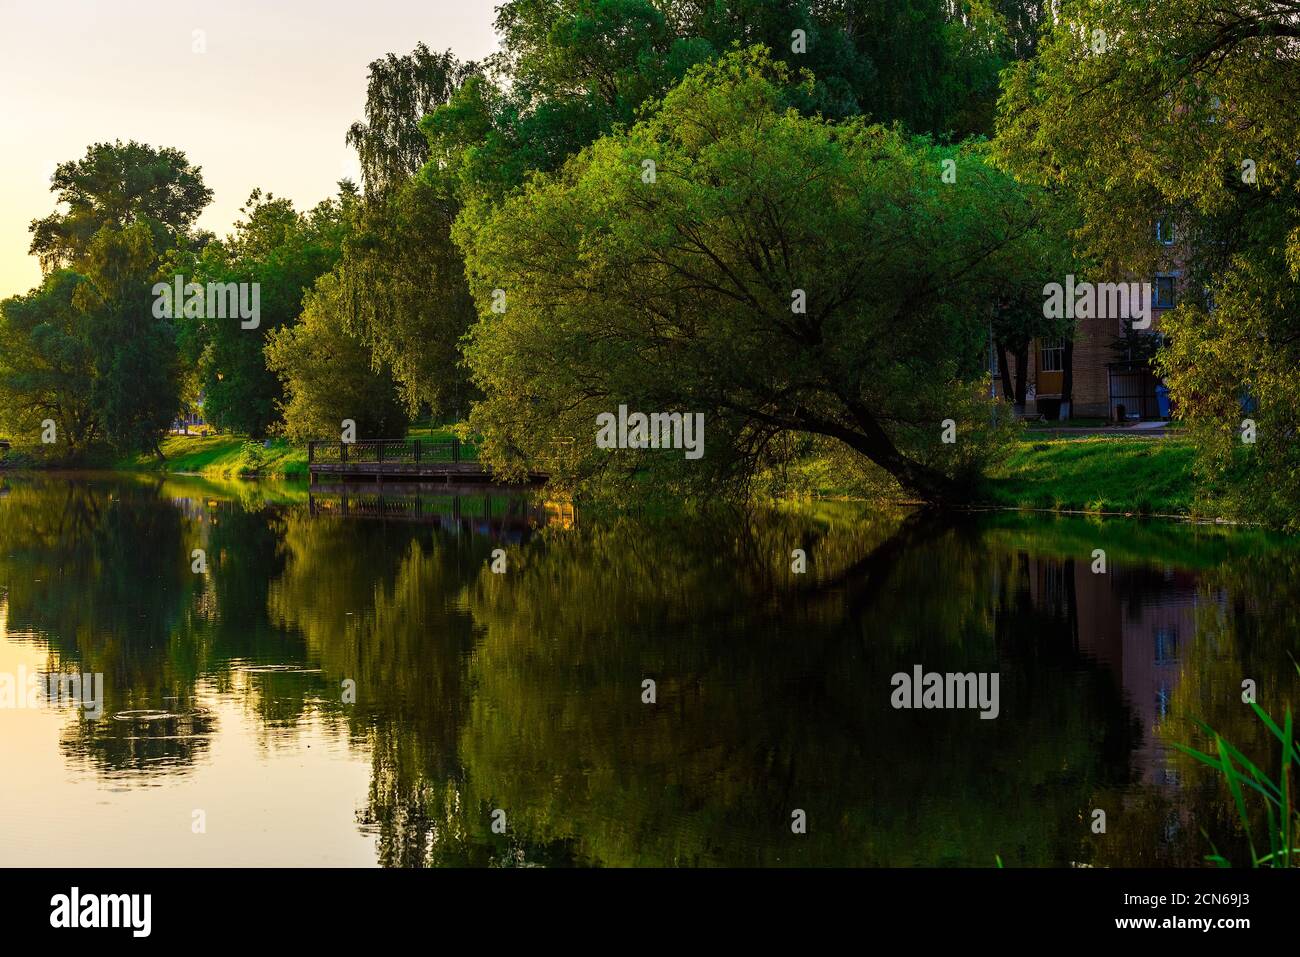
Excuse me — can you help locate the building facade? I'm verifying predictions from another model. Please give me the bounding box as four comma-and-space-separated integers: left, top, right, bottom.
994, 226, 1186, 421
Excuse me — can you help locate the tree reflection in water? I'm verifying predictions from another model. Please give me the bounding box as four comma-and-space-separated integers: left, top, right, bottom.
0, 473, 1295, 866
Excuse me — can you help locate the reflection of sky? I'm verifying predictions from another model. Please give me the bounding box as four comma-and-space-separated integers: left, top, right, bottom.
2, 480, 1287, 867
0, 622, 377, 866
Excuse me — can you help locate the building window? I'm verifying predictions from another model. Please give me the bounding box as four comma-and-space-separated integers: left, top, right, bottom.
1155, 216, 1176, 245
1153, 275, 1176, 309
1039, 339, 1064, 372
1154, 626, 1179, 664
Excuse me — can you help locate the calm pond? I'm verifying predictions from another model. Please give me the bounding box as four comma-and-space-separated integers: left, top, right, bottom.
1, 472, 1296, 867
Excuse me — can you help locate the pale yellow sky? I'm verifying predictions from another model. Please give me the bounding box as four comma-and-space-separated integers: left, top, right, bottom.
0, 0, 500, 298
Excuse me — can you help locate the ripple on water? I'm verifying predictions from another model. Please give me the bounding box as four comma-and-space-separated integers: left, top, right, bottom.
112, 707, 213, 724
236, 665, 323, 675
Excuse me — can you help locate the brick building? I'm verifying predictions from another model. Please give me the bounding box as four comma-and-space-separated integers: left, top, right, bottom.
994, 226, 1184, 421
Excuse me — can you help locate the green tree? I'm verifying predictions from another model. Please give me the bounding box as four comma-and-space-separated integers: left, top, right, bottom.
4, 141, 213, 456
455, 49, 1053, 501
332, 44, 479, 419
0, 271, 99, 451
0, 222, 182, 456
346, 43, 475, 199
265, 270, 409, 442
995, 0, 1300, 526
29, 140, 212, 272
337, 176, 478, 419
176, 189, 349, 438
77, 223, 181, 454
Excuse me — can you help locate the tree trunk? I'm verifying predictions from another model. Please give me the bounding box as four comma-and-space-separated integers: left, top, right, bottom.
1013, 342, 1030, 413
1059, 338, 1074, 421
792, 401, 969, 505
996, 340, 1014, 405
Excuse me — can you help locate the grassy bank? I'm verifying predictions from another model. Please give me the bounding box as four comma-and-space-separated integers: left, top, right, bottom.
111, 426, 469, 479
9, 429, 1205, 518
979, 436, 1197, 516
115, 435, 310, 478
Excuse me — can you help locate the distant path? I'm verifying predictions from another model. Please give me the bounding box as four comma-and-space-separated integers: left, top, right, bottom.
1026, 423, 1174, 439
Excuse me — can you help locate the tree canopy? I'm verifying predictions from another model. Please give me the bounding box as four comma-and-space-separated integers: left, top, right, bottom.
996, 0, 1300, 526
456, 48, 1059, 500
28, 140, 212, 273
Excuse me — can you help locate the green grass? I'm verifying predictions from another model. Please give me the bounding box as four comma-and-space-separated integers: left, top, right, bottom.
1175, 661, 1299, 867
112, 425, 470, 479
116, 435, 310, 478
10, 424, 1210, 519
979, 436, 1197, 515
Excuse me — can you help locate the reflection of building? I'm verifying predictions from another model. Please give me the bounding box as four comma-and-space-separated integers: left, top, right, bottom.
1023, 556, 1218, 787
1075, 565, 1202, 786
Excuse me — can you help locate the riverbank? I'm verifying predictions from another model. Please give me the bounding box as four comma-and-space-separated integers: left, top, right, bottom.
116, 435, 309, 478
110, 427, 467, 479
979, 436, 1198, 517
4, 431, 1204, 519
775, 435, 1200, 518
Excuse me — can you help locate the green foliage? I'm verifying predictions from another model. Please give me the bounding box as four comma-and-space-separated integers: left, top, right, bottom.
1176, 663, 1300, 867
78, 223, 181, 453
346, 42, 475, 198
175, 188, 350, 438
996, 0, 1300, 527
336, 176, 478, 418
1, 141, 214, 455
1, 221, 181, 455
0, 271, 99, 450
28, 140, 212, 272
264, 270, 409, 442
330, 45, 479, 420
456, 48, 1046, 501
429, 0, 1044, 207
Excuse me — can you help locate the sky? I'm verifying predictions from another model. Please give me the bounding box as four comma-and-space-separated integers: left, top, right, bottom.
0, 0, 501, 298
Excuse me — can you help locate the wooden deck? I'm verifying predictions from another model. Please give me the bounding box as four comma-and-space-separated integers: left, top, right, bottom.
307, 438, 546, 484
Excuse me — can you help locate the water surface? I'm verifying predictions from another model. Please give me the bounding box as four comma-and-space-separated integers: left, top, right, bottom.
1, 472, 1296, 866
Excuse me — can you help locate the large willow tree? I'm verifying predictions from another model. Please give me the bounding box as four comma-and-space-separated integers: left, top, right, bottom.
456, 49, 1062, 502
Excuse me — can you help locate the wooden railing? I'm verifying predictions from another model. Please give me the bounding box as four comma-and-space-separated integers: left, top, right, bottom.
307, 438, 475, 466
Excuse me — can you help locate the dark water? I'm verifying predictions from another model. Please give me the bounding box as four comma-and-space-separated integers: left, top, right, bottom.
1, 472, 1296, 867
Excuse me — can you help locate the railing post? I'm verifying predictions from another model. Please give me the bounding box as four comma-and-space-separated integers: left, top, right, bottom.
308, 440, 314, 464
413, 439, 421, 464
377, 440, 384, 463
340, 441, 347, 464
452, 437, 460, 463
